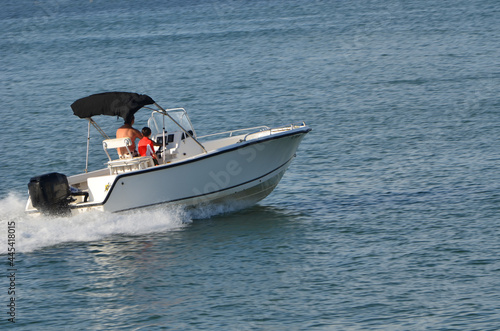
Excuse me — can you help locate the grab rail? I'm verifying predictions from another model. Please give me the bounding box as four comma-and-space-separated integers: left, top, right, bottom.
241, 122, 307, 142
197, 126, 270, 140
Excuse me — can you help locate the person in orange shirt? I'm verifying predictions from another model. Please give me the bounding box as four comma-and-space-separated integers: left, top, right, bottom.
138, 127, 160, 165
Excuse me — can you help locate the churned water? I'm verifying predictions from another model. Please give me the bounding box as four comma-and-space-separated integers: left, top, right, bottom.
1, 0, 500, 329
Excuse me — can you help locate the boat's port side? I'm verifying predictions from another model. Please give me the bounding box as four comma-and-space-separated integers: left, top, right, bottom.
86, 175, 117, 203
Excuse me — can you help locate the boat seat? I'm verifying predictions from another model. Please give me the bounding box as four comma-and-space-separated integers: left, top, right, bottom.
103, 137, 133, 160
106, 157, 154, 175
103, 138, 154, 174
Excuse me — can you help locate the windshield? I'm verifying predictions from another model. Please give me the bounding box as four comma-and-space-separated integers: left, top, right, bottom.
147, 108, 196, 137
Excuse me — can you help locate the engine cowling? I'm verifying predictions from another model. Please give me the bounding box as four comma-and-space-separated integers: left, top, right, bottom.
28, 172, 72, 216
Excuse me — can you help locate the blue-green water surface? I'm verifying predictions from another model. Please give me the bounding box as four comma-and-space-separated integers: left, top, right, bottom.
1, 0, 500, 329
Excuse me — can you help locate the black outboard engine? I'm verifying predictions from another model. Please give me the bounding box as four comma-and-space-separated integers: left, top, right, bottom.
28, 172, 72, 216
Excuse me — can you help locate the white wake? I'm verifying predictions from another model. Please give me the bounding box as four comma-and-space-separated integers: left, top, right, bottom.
0, 192, 252, 254
0, 193, 190, 254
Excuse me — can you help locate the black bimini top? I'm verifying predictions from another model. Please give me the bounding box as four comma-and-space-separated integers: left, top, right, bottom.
70, 92, 155, 122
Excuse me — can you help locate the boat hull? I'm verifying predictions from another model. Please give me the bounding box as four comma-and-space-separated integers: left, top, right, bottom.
26, 126, 310, 215
77, 128, 308, 213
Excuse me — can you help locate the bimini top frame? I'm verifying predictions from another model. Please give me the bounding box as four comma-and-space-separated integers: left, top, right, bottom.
70, 92, 207, 172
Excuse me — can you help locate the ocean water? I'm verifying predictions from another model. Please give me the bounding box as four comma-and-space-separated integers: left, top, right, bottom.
1, 0, 500, 329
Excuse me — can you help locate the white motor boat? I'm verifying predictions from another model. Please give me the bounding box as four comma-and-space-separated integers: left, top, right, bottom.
26, 92, 311, 215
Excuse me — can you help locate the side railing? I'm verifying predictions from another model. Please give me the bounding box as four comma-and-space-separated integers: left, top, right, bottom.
197, 126, 270, 141
198, 122, 307, 142
241, 122, 307, 142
